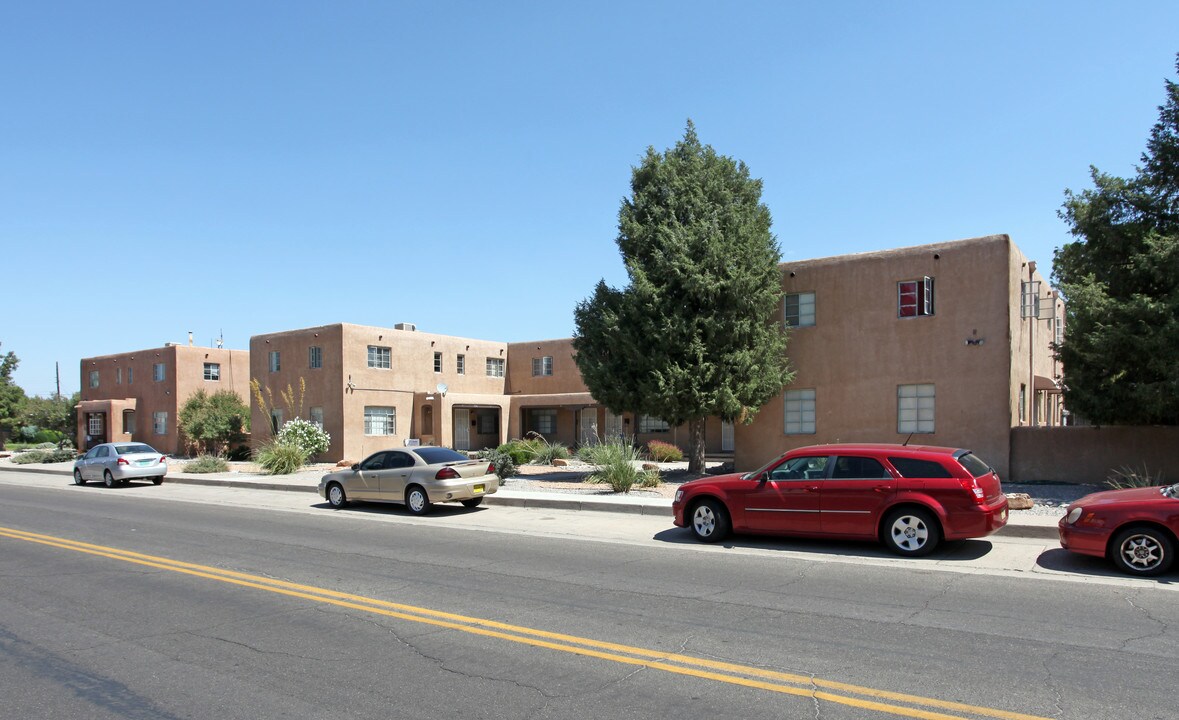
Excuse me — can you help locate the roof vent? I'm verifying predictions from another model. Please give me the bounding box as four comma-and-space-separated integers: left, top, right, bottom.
394, 322, 417, 332
164, 342, 178, 347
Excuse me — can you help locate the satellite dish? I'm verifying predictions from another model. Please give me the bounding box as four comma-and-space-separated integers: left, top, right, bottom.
436, 383, 448, 396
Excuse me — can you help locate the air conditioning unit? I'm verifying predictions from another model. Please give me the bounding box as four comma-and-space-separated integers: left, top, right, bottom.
394, 322, 417, 331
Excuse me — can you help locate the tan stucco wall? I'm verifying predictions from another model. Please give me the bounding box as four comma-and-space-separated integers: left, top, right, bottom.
1011, 426, 1179, 484
79, 344, 250, 454
735, 235, 1053, 479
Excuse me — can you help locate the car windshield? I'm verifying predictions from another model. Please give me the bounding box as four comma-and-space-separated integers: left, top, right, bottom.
413, 447, 469, 465
741, 452, 791, 480
116, 444, 158, 455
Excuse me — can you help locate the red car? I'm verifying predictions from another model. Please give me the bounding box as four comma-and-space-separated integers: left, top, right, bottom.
672, 443, 1009, 556
1058, 483, 1179, 576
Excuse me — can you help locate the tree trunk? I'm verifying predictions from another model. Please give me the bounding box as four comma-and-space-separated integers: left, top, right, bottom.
687, 417, 706, 474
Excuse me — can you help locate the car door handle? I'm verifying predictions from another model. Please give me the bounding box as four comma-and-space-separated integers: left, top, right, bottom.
806, 485, 820, 492
874, 486, 891, 493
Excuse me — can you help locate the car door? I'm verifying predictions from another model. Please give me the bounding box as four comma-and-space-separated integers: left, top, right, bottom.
79, 446, 101, 480
378, 451, 416, 500
349, 452, 387, 500
820, 455, 897, 538
727, 455, 828, 534
93, 445, 113, 479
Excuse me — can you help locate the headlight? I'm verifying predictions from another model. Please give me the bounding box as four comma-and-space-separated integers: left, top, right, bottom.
674, 489, 684, 503
1065, 507, 1083, 524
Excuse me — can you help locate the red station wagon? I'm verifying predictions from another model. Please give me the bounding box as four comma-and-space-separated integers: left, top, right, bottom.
673, 443, 1009, 556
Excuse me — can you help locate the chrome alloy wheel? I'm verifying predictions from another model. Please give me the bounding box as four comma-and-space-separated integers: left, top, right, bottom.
889, 514, 930, 552
1119, 533, 1166, 572
692, 504, 717, 538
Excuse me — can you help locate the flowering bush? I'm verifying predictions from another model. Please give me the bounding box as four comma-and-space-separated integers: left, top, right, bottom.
276, 418, 330, 458
646, 440, 684, 462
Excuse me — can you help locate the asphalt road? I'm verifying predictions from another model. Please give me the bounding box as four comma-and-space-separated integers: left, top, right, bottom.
0, 471, 1175, 720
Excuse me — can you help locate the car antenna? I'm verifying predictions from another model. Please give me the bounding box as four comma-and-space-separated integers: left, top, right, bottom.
902, 432, 913, 447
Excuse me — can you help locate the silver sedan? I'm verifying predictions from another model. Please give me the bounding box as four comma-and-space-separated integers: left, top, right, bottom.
74, 442, 168, 488
318, 446, 498, 514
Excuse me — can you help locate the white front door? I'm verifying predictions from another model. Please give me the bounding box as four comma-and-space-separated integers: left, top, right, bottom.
605, 410, 624, 441
579, 408, 598, 445
721, 421, 735, 452
454, 409, 470, 451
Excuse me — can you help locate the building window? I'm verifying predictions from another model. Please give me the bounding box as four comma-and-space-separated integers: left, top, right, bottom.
433, 352, 442, 373
526, 409, 557, 435
153, 411, 167, 435
364, 406, 396, 435
898, 384, 935, 433
89, 370, 99, 388
1054, 309, 1064, 346
477, 410, 498, 435
532, 356, 553, 376
367, 346, 391, 369
309, 346, 322, 369
203, 363, 220, 381
88, 414, 103, 436
486, 357, 505, 377
898, 277, 935, 318
1019, 384, 1027, 424
268, 351, 281, 372
153, 363, 166, 382
270, 409, 283, 434
116, 367, 122, 385
1021, 280, 1042, 319
122, 410, 135, 434
310, 406, 324, 429
784, 292, 816, 327
127, 367, 133, 384
457, 354, 465, 375
784, 388, 816, 434
639, 415, 670, 433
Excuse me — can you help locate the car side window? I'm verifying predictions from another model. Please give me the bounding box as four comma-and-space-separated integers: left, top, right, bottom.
84, 448, 98, 459
831, 456, 890, 480
97, 446, 110, 458
359, 452, 387, 471
888, 457, 954, 479
769, 456, 829, 481
385, 452, 414, 470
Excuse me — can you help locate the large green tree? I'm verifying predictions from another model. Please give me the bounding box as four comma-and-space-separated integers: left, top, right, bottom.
20, 392, 80, 439
1053, 55, 1179, 424
0, 343, 28, 448
573, 121, 793, 472
178, 389, 250, 455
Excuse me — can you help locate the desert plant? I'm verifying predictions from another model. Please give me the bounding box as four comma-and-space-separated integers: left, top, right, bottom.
584, 438, 653, 493
497, 440, 537, 466
254, 440, 308, 475
645, 439, 684, 462
44, 448, 77, 463
276, 418, 331, 458
523, 432, 569, 465
482, 449, 519, 480
11, 450, 48, 464
183, 455, 230, 474
1105, 464, 1166, 490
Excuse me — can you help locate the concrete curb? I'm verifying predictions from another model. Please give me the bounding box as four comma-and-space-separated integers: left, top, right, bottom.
0, 464, 1057, 537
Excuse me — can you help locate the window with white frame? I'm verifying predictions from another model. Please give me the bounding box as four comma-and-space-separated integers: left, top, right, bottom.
310, 406, 324, 429
486, 357, 505, 377
433, 351, 442, 373
364, 406, 396, 435
153, 411, 167, 435
457, 354, 465, 375
367, 346, 391, 369
153, 363, 166, 382
88, 414, 103, 436
898, 277, 935, 318
639, 415, 670, 433
203, 362, 220, 381
897, 384, 935, 433
526, 409, 556, 435
268, 351, 281, 372
784, 292, 816, 327
784, 388, 816, 434
309, 346, 322, 369
532, 356, 553, 376
1021, 281, 1042, 319
89, 370, 99, 388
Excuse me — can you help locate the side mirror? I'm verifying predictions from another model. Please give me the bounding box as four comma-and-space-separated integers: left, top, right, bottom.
351, 464, 360, 471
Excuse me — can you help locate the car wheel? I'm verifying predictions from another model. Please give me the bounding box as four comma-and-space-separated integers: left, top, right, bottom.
73, 469, 86, 486
103, 470, 117, 489
326, 482, 348, 509
883, 507, 941, 556
152, 476, 164, 486
689, 498, 731, 543
461, 497, 483, 509
405, 486, 432, 516
1111, 526, 1174, 576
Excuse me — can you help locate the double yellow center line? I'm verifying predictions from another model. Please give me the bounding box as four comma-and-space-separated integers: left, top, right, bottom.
0, 525, 1050, 720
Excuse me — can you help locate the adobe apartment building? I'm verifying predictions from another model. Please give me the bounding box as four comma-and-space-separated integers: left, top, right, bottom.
77, 342, 251, 454
736, 234, 1062, 479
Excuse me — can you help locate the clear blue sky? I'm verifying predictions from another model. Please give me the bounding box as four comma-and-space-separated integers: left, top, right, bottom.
3, 2, 1177, 397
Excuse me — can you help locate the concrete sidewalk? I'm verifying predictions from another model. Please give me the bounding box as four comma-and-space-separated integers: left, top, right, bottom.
0, 462, 1063, 540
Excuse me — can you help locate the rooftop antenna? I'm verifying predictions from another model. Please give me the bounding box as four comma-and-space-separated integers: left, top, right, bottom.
216, 330, 224, 349
902, 432, 914, 447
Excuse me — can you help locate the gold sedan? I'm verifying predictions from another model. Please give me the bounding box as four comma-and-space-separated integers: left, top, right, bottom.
318, 447, 498, 514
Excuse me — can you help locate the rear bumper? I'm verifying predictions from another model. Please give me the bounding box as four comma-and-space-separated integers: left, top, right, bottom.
424, 476, 499, 503
110, 463, 168, 480
942, 498, 1009, 540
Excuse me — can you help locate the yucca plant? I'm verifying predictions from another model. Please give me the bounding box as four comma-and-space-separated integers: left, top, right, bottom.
1105, 464, 1165, 490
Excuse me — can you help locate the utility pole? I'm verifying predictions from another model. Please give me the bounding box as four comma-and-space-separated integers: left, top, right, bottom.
55, 362, 61, 400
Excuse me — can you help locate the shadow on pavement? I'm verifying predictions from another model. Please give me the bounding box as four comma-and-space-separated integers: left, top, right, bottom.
651, 527, 996, 562
1034, 547, 1178, 583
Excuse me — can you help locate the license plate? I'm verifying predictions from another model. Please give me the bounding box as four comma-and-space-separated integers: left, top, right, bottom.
137, 460, 153, 466
473, 484, 485, 494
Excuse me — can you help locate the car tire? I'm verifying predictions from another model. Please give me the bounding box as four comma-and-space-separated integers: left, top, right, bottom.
1111, 526, 1174, 576
152, 476, 164, 485
689, 498, 731, 543
326, 482, 348, 509
405, 486, 432, 516
73, 469, 86, 486
882, 507, 941, 556
103, 470, 116, 489
460, 497, 483, 509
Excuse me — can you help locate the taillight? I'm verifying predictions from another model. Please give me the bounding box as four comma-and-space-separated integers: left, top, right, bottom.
117, 457, 129, 466
486, 463, 495, 475
435, 467, 460, 480
159, 456, 167, 464
959, 477, 986, 504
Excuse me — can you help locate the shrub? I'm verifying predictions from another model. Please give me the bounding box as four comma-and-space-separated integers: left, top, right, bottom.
524, 433, 569, 465
1106, 464, 1165, 490
646, 440, 684, 462
11, 451, 48, 464
10, 448, 74, 464
183, 455, 230, 474
483, 449, 519, 480
497, 440, 536, 466
584, 438, 652, 494
35, 441, 56, 450
276, 418, 331, 458
44, 448, 77, 463
226, 445, 251, 461
638, 470, 661, 488
254, 440, 308, 475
